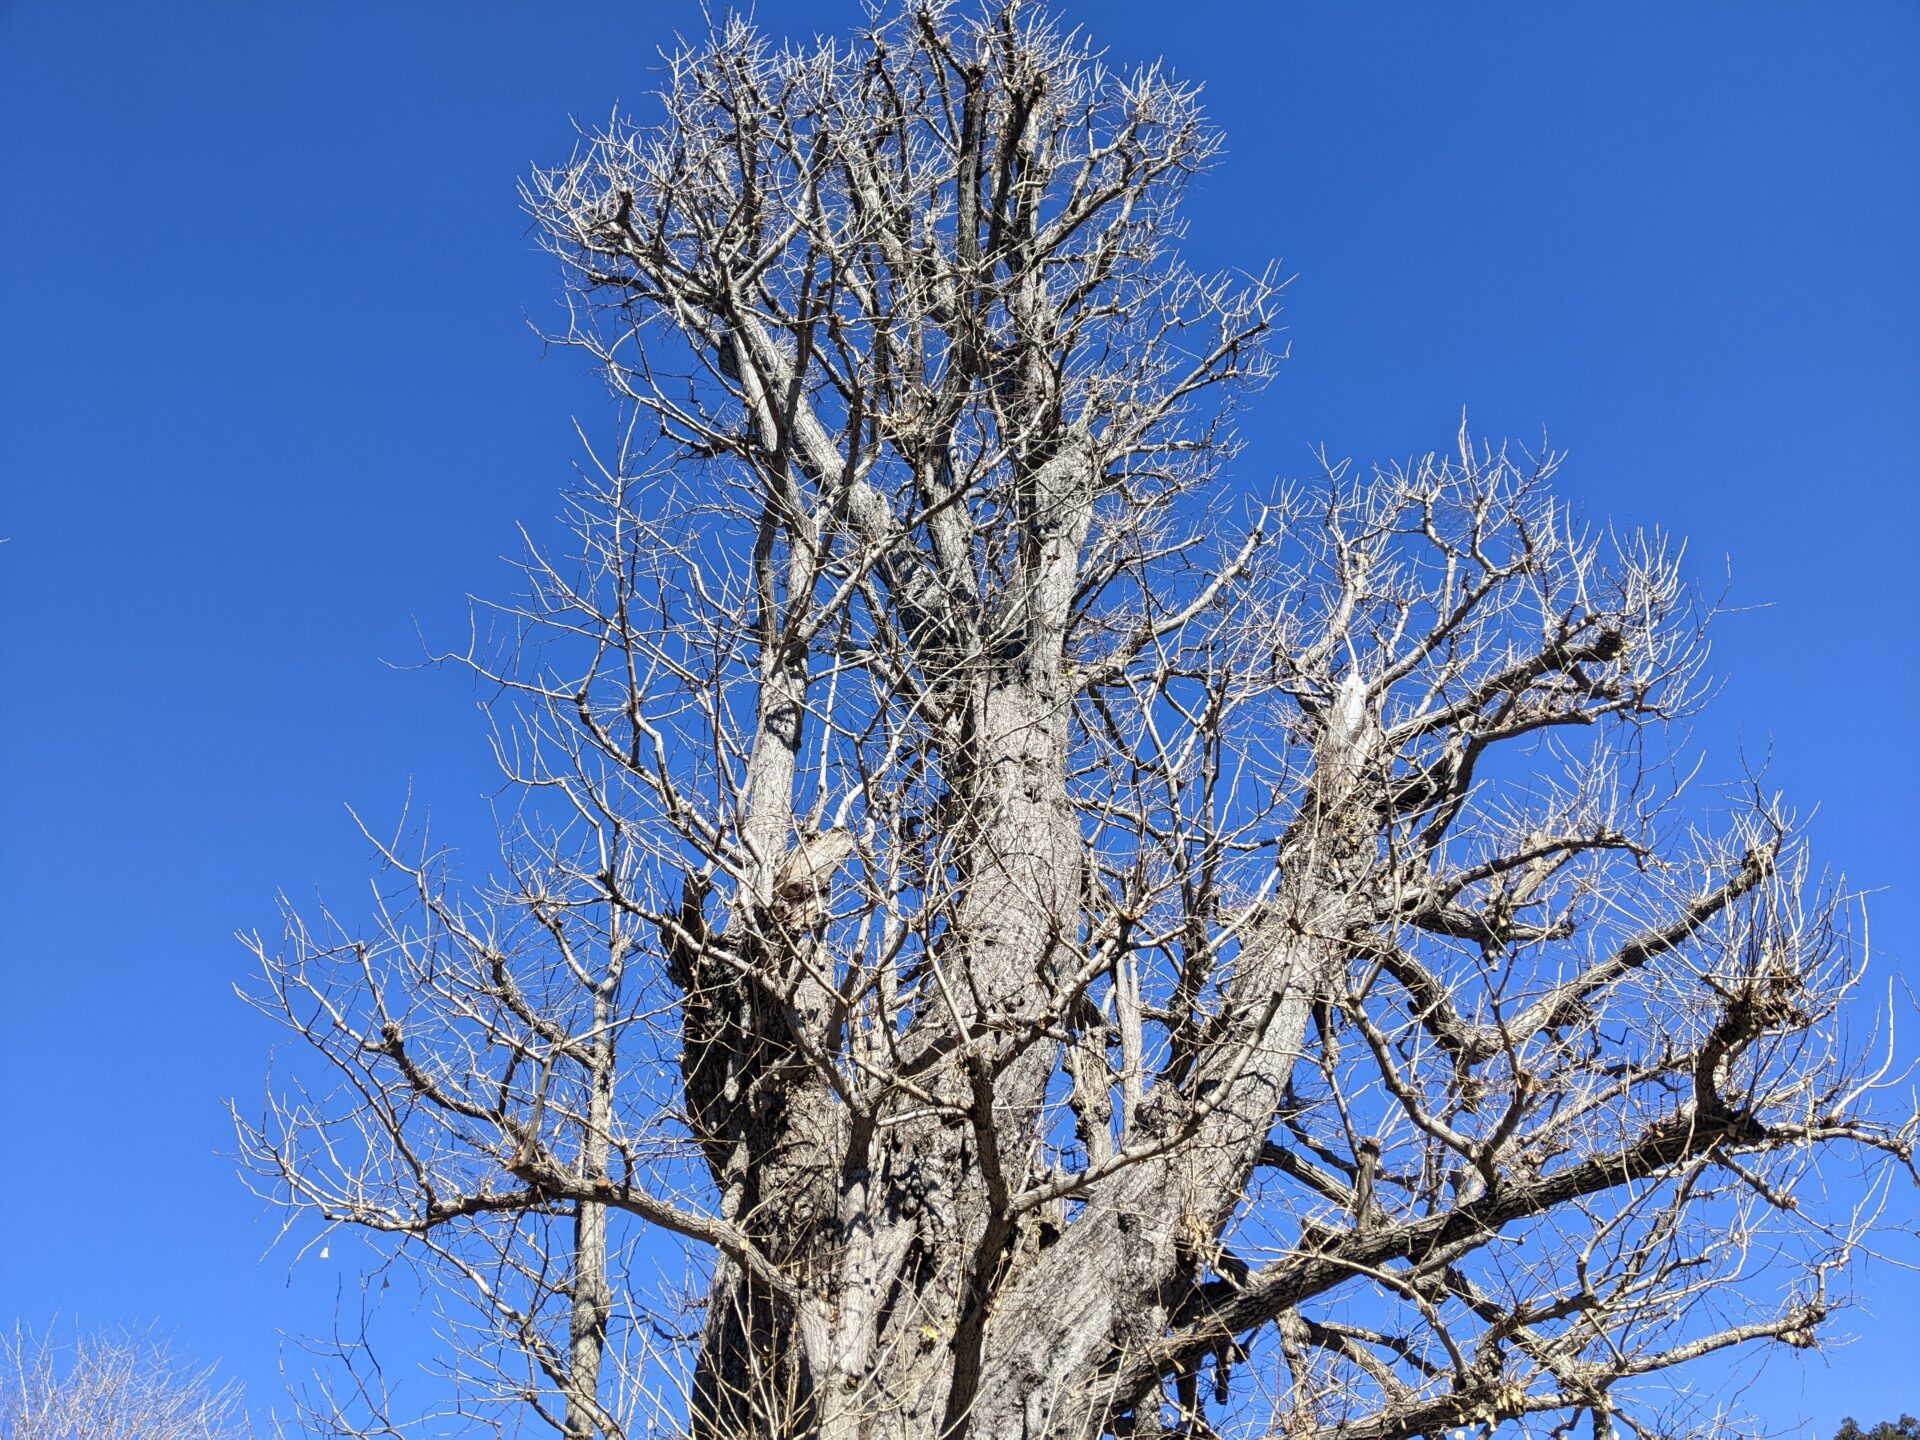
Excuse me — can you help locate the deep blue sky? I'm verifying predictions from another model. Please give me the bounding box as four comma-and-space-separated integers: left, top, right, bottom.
2, 2, 1915, 1431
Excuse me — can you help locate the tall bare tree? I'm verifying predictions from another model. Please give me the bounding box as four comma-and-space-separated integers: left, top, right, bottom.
237, 5, 1915, 1438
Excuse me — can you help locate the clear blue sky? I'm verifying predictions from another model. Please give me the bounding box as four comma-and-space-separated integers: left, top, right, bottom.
2, 1, 1914, 1431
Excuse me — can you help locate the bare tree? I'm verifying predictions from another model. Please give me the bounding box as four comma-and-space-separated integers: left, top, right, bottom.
0, 1325, 248, 1440
236, 4, 1916, 1438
